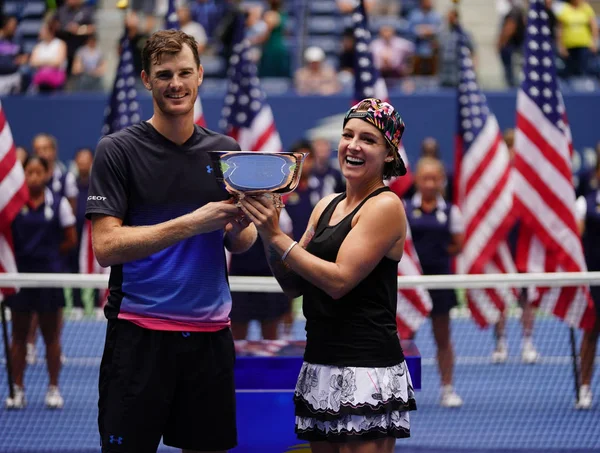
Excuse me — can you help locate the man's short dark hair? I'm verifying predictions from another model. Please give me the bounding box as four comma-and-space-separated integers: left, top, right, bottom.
32, 133, 58, 151
289, 139, 314, 156
142, 29, 201, 75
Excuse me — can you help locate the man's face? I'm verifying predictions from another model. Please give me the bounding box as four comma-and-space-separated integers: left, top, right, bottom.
4, 18, 17, 37
25, 159, 48, 193
142, 44, 203, 119
308, 61, 321, 72
177, 7, 191, 25
421, 0, 433, 11
380, 26, 394, 41
33, 137, 56, 164
448, 10, 459, 26
75, 150, 93, 178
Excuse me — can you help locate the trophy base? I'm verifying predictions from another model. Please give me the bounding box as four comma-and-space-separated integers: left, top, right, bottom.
233, 193, 285, 209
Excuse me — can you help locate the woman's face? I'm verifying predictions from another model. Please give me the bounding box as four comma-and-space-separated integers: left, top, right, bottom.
24, 159, 48, 193
39, 24, 52, 41
337, 118, 389, 182
415, 160, 444, 201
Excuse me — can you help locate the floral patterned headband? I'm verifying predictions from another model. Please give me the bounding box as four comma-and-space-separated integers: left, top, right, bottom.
343, 98, 407, 175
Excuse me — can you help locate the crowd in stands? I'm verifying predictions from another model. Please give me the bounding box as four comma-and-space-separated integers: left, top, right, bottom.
0, 0, 100, 94
0, 0, 598, 95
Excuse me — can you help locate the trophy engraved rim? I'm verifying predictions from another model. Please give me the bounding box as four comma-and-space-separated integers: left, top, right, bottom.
208, 151, 308, 196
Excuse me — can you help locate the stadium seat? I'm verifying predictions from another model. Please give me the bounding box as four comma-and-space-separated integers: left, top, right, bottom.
567, 77, 600, 92
260, 77, 292, 95
17, 18, 43, 39
307, 16, 342, 35
306, 36, 340, 55
16, 19, 43, 40
410, 75, 441, 91
22, 1, 46, 20
201, 55, 226, 77
199, 78, 227, 93
309, 1, 338, 16
3, 0, 22, 17
369, 17, 411, 39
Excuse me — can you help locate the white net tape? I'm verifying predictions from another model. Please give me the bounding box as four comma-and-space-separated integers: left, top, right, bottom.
2, 271, 600, 291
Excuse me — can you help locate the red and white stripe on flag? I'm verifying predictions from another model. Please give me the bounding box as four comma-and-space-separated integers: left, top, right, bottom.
228, 105, 282, 153
79, 219, 109, 306
193, 94, 206, 127
220, 18, 283, 154
0, 101, 28, 301
396, 223, 433, 339
454, 33, 517, 328
514, 93, 594, 329
79, 219, 105, 275
513, 0, 594, 329
455, 114, 518, 327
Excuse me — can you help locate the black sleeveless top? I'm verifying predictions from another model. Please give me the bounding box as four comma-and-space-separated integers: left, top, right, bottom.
303, 187, 405, 367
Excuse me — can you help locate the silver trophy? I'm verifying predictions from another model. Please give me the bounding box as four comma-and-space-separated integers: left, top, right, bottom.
208, 151, 308, 207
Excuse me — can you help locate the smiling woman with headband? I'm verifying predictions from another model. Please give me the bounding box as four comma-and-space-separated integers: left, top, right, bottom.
240, 98, 416, 452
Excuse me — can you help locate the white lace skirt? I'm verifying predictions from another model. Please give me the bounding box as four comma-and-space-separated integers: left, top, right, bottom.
294, 361, 416, 442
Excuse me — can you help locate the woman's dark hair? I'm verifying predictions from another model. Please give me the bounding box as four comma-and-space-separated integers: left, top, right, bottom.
23, 155, 50, 172
383, 143, 404, 180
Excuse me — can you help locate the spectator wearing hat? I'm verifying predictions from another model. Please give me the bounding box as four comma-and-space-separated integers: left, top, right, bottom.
294, 46, 341, 95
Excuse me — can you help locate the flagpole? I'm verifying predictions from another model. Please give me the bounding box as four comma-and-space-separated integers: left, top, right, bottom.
1, 301, 14, 401
570, 326, 580, 404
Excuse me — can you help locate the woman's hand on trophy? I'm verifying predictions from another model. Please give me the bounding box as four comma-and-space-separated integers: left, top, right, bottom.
238, 194, 282, 240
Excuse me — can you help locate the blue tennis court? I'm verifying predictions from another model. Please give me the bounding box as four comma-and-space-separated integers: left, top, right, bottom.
1, 315, 599, 452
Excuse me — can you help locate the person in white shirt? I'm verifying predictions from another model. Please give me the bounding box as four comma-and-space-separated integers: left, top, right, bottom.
177, 5, 207, 54
371, 24, 415, 79
30, 21, 68, 92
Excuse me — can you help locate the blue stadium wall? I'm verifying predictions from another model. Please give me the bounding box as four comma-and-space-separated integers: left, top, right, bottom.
3, 91, 598, 173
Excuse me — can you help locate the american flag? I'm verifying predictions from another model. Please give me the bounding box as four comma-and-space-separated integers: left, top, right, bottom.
351, 0, 430, 337
0, 102, 28, 301
396, 225, 434, 338
194, 95, 206, 127
165, 0, 178, 29
220, 14, 282, 152
101, 34, 141, 136
513, 0, 595, 329
352, 0, 388, 102
164, 0, 206, 126
454, 31, 517, 327
351, 0, 413, 197
89, 32, 142, 291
